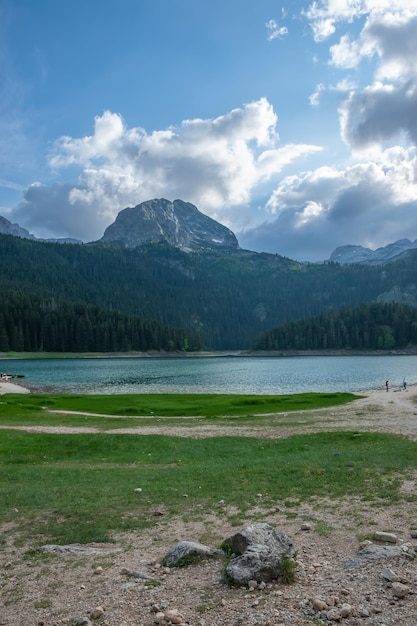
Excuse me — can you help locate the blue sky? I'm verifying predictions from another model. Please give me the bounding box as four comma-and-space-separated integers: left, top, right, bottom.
1, 1, 417, 261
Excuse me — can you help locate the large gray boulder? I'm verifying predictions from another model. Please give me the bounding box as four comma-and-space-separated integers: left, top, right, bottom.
222, 522, 295, 585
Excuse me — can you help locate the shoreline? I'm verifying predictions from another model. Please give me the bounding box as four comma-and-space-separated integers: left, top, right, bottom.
1, 348, 417, 360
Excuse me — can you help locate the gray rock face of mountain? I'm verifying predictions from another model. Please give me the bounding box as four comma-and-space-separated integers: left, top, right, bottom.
98, 198, 240, 251
0, 215, 36, 240
329, 239, 417, 265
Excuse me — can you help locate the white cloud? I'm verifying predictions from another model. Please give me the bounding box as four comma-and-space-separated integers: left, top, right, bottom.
265, 19, 288, 41
238, 145, 417, 261
330, 33, 362, 68
14, 99, 321, 241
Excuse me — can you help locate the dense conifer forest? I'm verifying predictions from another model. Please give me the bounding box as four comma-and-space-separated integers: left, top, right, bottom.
0, 289, 201, 353
252, 302, 417, 351
1, 234, 417, 350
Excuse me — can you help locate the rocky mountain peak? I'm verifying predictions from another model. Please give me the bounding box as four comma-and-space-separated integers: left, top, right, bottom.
98, 198, 240, 251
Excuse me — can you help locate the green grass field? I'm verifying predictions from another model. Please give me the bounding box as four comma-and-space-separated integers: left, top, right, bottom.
1, 392, 417, 545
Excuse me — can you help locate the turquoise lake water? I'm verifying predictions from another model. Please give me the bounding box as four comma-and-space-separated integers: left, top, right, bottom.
2, 355, 417, 395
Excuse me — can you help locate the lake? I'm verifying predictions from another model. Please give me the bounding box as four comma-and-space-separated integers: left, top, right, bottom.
1, 355, 416, 395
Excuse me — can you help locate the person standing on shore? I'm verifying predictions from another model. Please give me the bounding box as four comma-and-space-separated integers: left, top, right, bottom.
403, 378, 407, 390
385, 380, 389, 392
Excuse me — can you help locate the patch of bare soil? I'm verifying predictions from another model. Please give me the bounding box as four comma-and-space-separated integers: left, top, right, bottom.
1, 390, 417, 625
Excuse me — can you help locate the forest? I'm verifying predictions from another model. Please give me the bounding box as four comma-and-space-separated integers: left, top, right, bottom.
252, 302, 417, 351
0, 290, 201, 353
1, 233, 417, 350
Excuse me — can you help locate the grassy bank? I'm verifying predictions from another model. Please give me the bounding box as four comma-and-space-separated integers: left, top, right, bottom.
1, 428, 417, 544
1, 392, 417, 545
0, 391, 359, 428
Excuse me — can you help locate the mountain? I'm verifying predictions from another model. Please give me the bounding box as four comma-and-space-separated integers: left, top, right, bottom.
0, 215, 36, 240
329, 239, 417, 265
97, 198, 239, 251
0, 215, 81, 245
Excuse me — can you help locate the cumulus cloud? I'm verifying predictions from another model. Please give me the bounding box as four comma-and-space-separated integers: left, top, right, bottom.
238, 146, 417, 261
305, 3, 417, 157
14, 99, 321, 241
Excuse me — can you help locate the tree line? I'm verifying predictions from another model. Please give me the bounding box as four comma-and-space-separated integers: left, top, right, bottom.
252, 302, 417, 351
0, 290, 201, 353
1, 234, 417, 349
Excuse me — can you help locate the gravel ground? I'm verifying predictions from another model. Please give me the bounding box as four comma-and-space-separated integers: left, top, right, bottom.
1, 389, 417, 626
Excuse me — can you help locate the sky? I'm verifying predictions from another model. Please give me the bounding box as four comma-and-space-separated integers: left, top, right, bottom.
1, 1, 417, 262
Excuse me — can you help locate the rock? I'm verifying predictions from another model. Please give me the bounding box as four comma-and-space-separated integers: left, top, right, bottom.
381, 567, 399, 582
374, 531, 397, 543
344, 543, 416, 568
39, 544, 121, 555
161, 540, 223, 567
222, 522, 295, 585
312, 598, 327, 611
164, 608, 185, 624
94, 566, 103, 575
326, 607, 342, 621
357, 605, 371, 617
301, 522, 311, 531
391, 582, 410, 598
410, 529, 417, 538
90, 606, 105, 619
339, 603, 352, 617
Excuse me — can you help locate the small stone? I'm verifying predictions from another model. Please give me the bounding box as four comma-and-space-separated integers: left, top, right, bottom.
164, 608, 184, 624
326, 608, 342, 621
301, 522, 311, 531
77, 619, 92, 626
410, 529, 417, 538
312, 598, 327, 611
381, 567, 399, 582
134, 487, 142, 492
93, 566, 103, 575
90, 606, 105, 619
248, 579, 258, 589
340, 603, 352, 617
359, 539, 372, 549
391, 582, 410, 598
357, 605, 370, 617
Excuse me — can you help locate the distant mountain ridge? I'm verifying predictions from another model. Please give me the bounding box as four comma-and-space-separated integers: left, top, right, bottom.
97, 198, 239, 251
329, 239, 417, 265
0, 215, 81, 245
